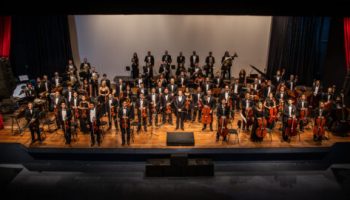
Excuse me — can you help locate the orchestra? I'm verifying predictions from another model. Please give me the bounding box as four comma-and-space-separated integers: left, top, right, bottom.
15, 52, 349, 148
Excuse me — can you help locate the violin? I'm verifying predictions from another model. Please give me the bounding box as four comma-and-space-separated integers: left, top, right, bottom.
285, 116, 298, 137
256, 117, 268, 138
313, 116, 326, 137
218, 116, 229, 138
201, 106, 212, 124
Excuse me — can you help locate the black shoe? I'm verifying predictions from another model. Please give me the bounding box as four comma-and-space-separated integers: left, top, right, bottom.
175, 128, 179, 130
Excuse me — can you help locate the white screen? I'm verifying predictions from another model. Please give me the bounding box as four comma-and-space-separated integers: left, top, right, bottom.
73, 15, 271, 79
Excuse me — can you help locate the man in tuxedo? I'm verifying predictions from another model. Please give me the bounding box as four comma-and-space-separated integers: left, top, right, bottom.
205, 51, 215, 78
148, 88, 160, 126
144, 51, 154, 86
282, 98, 297, 142
167, 78, 178, 96
202, 90, 216, 131
174, 90, 186, 130
189, 51, 199, 76
161, 50, 172, 79
80, 57, 91, 81
115, 78, 125, 97
213, 73, 224, 88
64, 86, 74, 107
88, 102, 101, 147
161, 88, 173, 125
263, 80, 275, 98
176, 51, 186, 76
177, 71, 188, 87
136, 93, 148, 132
58, 102, 72, 145
25, 102, 41, 144
216, 98, 230, 141
241, 93, 254, 131
231, 79, 242, 111
52, 72, 62, 88
202, 77, 213, 95
106, 93, 119, 131
192, 86, 203, 122
297, 94, 309, 132
119, 101, 133, 145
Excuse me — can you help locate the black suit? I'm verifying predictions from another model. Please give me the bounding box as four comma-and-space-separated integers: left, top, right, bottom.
88, 107, 101, 146
201, 82, 213, 95
297, 100, 309, 131
119, 106, 133, 145
115, 83, 126, 97
241, 99, 254, 130
174, 95, 186, 129
148, 93, 160, 125
231, 83, 242, 110
144, 55, 154, 78
176, 56, 186, 75
216, 104, 230, 139
167, 84, 178, 95
192, 92, 203, 122
202, 95, 216, 130
213, 77, 223, 88
25, 108, 41, 143
57, 108, 72, 144
136, 99, 148, 131
189, 54, 199, 75
161, 94, 173, 124
282, 104, 297, 141
263, 85, 275, 98
106, 97, 119, 129
205, 56, 215, 78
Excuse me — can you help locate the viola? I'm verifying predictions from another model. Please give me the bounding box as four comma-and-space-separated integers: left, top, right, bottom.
218, 116, 229, 138
285, 117, 298, 137
256, 117, 268, 138
201, 106, 212, 124
313, 116, 326, 137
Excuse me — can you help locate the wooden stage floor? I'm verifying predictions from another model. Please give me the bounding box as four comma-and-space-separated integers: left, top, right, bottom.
1, 112, 349, 149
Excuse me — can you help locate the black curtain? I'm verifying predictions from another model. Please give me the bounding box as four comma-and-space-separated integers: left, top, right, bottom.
10, 16, 73, 80
267, 16, 330, 85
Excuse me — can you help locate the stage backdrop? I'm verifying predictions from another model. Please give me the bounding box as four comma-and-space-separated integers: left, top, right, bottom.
73, 15, 271, 79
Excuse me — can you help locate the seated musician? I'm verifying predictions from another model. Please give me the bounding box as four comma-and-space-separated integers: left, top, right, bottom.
176, 51, 186, 76
313, 101, 328, 141
241, 93, 254, 131
202, 90, 215, 131
25, 102, 41, 144
138, 82, 148, 97
79, 58, 91, 81
192, 86, 204, 123
88, 102, 101, 147
297, 94, 309, 132
201, 77, 213, 95
252, 78, 261, 93
216, 98, 230, 142
58, 102, 72, 145
161, 88, 173, 125
24, 83, 36, 101
42, 75, 51, 93
220, 85, 234, 119
66, 59, 77, 76
70, 92, 80, 132
264, 92, 278, 130
156, 81, 164, 96
213, 72, 224, 88
263, 80, 275, 98
90, 67, 99, 97
177, 71, 188, 87
282, 98, 297, 142
79, 95, 89, 133
136, 93, 148, 132
205, 51, 215, 78
35, 77, 44, 97
311, 80, 322, 108
82, 79, 91, 97
148, 88, 160, 126
158, 74, 167, 88
322, 87, 335, 110
106, 93, 119, 131
273, 69, 283, 86
251, 101, 268, 142
275, 85, 288, 108
119, 101, 133, 145
174, 90, 186, 130
167, 78, 178, 97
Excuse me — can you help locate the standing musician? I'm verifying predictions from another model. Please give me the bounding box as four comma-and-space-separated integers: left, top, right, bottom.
51, 91, 66, 128
189, 51, 199, 76
148, 88, 160, 126
238, 69, 246, 84
144, 51, 155, 84
241, 93, 254, 131
264, 92, 278, 130
273, 69, 283, 86
158, 74, 167, 88
52, 72, 62, 88
82, 79, 91, 97
282, 98, 297, 142
131, 52, 139, 79
220, 85, 234, 119
174, 90, 186, 130
176, 51, 186, 76
202, 90, 216, 131
221, 51, 236, 80
263, 80, 275, 98
115, 79, 126, 97
216, 98, 230, 141
58, 102, 72, 145
66, 59, 77, 77
167, 78, 178, 97
90, 67, 99, 97
275, 85, 288, 112
231, 79, 241, 111
311, 80, 322, 109
156, 80, 165, 96
205, 51, 215, 78
64, 86, 74, 107
177, 71, 188, 88
79, 58, 91, 82
161, 88, 173, 125
25, 102, 41, 144
70, 91, 80, 131
98, 80, 110, 115
78, 95, 90, 133
192, 86, 204, 122
138, 82, 148, 97
106, 93, 119, 131
119, 101, 133, 145
297, 94, 309, 132
161, 50, 172, 79
251, 101, 268, 142
202, 77, 213, 95
213, 72, 224, 89
88, 102, 101, 147
313, 101, 328, 141
136, 93, 148, 132
184, 87, 192, 121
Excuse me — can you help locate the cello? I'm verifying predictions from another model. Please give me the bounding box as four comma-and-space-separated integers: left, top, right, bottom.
201, 106, 212, 125
256, 117, 268, 138
313, 116, 326, 138
285, 116, 298, 137
218, 116, 229, 139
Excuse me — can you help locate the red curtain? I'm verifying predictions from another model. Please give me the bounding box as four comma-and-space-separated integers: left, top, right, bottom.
344, 17, 350, 69
0, 16, 11, 58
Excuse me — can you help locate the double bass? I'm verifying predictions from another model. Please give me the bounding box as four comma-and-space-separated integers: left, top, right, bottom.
313, 116, 326, 138
201, 106, 212, 125
256, 117, 268, 138
218, 116, 229, 139
268, 107, 278, 124
285, 116, 298, 137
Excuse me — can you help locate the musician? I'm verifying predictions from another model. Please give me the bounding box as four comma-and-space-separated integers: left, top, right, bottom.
64, 86, 74, 107
221, 51, 233, 80
144, 51, 154, 78
313, 101, 328, 141
264, 92, 278, 130
213, 73, 224, 88
275, 86, 288, 107
79, 58, 91, 81
136, 75, 144, 88
119, 101, 133, 145
216, 98, 230, 141
131, 52, 139, 79
202, 90, 216, 131
90, 67, 99, 97
35, 77, 44, 97
161, 50, 172, 79
51, 91, 66, 128
251, 101, 268, 142
263, 80, 275, 98
70, 91, 80, 120
189, 51, 199, 76
174, 90, 186, 130
311, 80, 322, 108
52, 72, 62, 88
158, 74, 167, 88
42, 75, 51, 93
58, 102, 72, 145
220, 85, 233, 112
176, 51, 186, 76
67, 59, 77, 76
167, 78, 178, 96
241, 93, 254, 131
231, 79, 242, 111
98, 80, 110, 115
177, 71, 188, 88
79, 95, 89, 133
148, 88, 160, 126
184, 87, 192, 121
286, 74, 297, 91
161, 88, 173, 125
24, 83, 36, 101
106, 93, 119, 131
297, 94, 309, 132
202, 77, 213, 95
156, 80, 165, 96
136, 93, 148, 132
322, 87, 335, 107
282, 98, 297, 142
273, 69, 283, 86
159, 61, 171, 81
239, 69, 246, 84
252, 78, 261, 93
115, 79, 126, 97
100, 74, 111, 90
205, 51, 215, 78
88, 102, 101, 146
25, 102, 41, 144
138, 82, 148, 97
192, 86, 203, 122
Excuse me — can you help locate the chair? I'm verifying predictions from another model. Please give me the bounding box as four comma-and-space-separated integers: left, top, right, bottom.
40, 111, 58, 134
227, 128, 240, 144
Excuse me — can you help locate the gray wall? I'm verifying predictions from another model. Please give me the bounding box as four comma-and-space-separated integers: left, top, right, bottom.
73, 15, 271, 79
